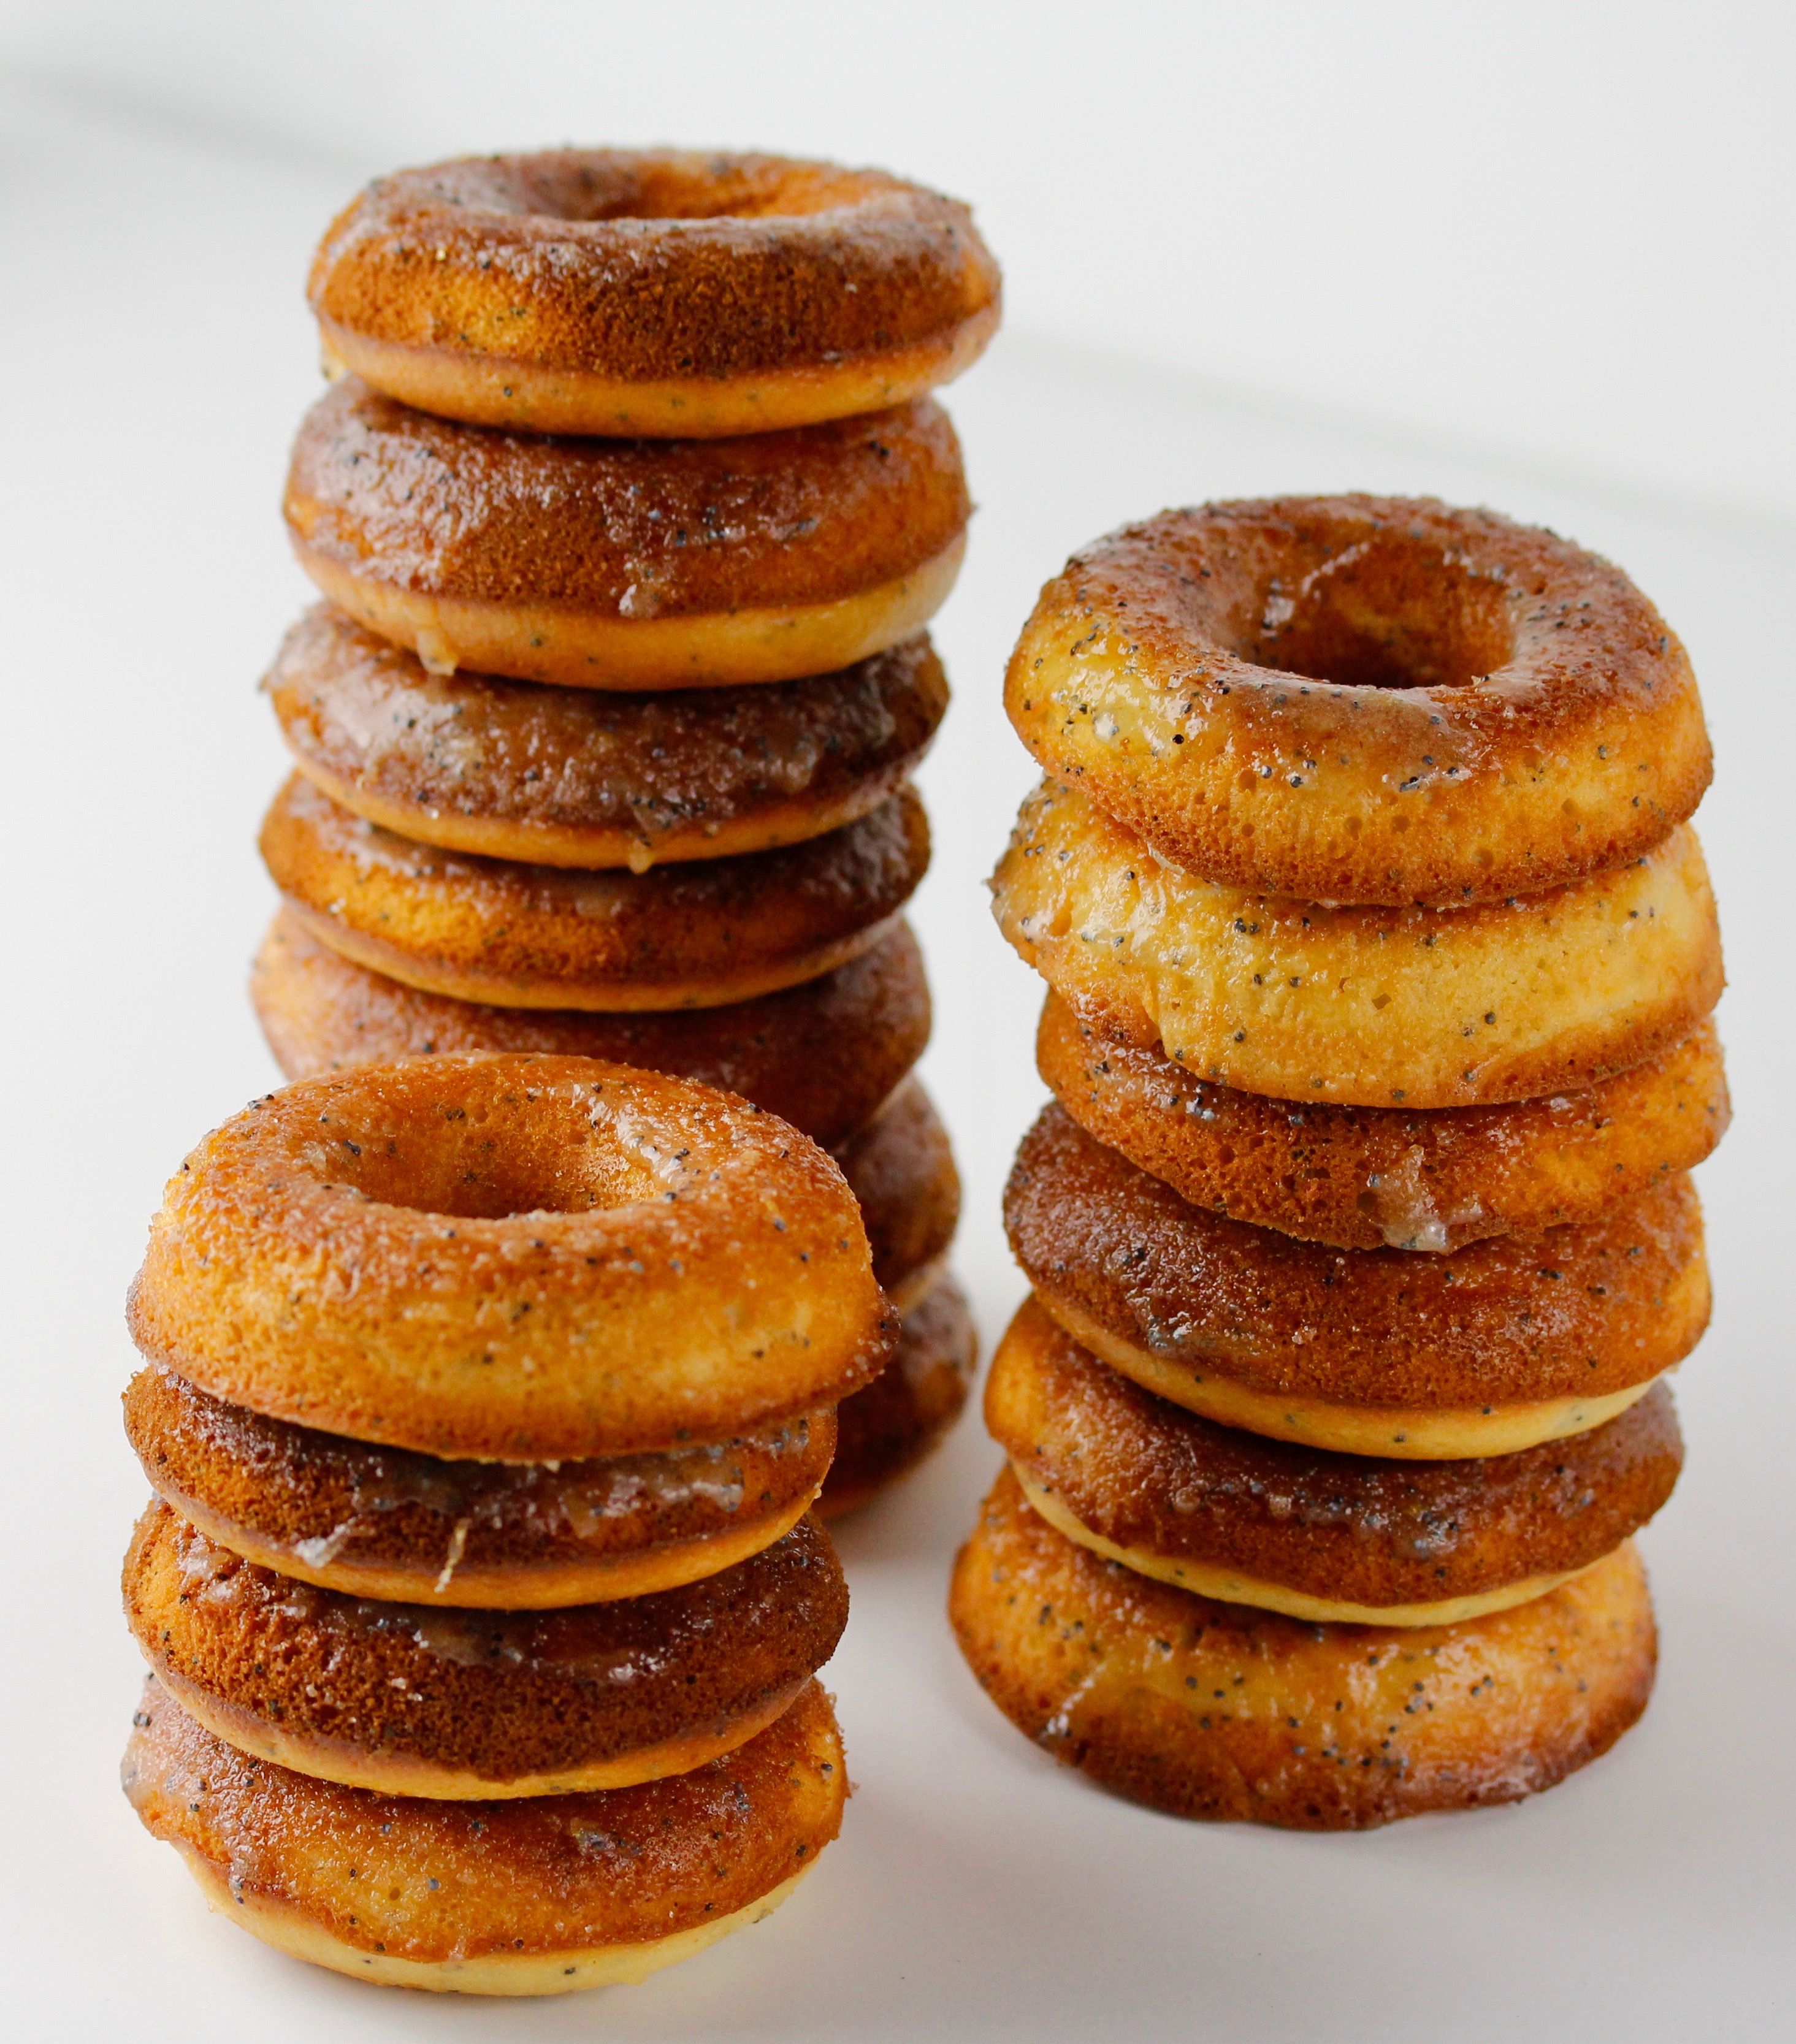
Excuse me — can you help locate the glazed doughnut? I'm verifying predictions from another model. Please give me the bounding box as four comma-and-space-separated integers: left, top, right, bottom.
987, 1297, 1681, 1625
286, 379, 969, 689
128, 1054, 892, 1461
1006, 496, 1711, 906
820, 1275, 978, 1519
124, 1503, 847, 1798
124, 1363, 835, 1607
833, 1077, 960, 1311
992, 778, 1722, 1108
1039, 994, 1730, 1252
308, 148, 1000, 438
267, 604, 949, 869
1006, 1104, 1708, 1457
252, 910, 929, 1150
949, 1466, 1656, 1829
124, 1674, 845, 1993
262, 774, 928, 1012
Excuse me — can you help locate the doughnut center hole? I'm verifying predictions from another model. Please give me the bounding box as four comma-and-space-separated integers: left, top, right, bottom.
524, 159, 865, 225
1248, 536, 1513, 690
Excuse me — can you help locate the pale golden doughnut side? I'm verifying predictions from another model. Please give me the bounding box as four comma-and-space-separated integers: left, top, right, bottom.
992, 778, 1722, 1107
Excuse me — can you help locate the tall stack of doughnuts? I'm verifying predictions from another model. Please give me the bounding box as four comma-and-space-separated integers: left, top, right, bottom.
252, 148, 1001, 1512
121, 1053, 890, 1990
955, 495, 1726, 1828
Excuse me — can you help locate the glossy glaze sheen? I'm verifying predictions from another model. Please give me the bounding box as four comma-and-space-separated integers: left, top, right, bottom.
1006, 1103, 1708, 1409
253, 910, 930, 1150
1006, 495, 1710, 905
820, 1273, 977, 1517
262, 774, 929, 1011
128, 1054, 890, 1459
949, 1467, 1655, 1828
1039, 994, 1730, 1251
124, 1503, 846, 1788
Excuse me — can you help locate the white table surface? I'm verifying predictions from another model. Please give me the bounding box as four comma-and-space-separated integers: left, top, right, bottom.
2, 80, 1792, 2043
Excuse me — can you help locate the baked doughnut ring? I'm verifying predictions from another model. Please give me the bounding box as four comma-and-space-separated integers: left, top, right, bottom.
1006, 1104, 1708, 1457
124, 1674, 845, 1993
1006, 496, 1710, 906
128, 1054, 891, 1460
287, 380, 969, 688
124, 1503, 847, 1798
1039, 994, 1730, 1252
988, 1297, 1681, 1625
993, 778, 1722, 1107
309, 148, 1001, 438
262, 774, 928, 1012
833, 1077, 960, 1311
949, 1467, 1656, 1829
267, 604, 949, 869
820, 1275, 978, 1518
252, 910, 929, 1150
124, 1364, 834, 1607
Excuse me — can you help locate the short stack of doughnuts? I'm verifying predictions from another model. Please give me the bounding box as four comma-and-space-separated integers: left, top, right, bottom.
955, 495, 1726, 1827
251, 148, 1003, 1512
121, 1053, 891, 1990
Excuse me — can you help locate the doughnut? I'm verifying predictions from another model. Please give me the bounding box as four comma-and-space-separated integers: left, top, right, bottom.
987, 1296, 1681, 1625
267, 604, 949, 870
286, 379, 969, 689
123, 1363, 835, 1607
833, 1077, 960, 1311
128, 1054, 892, 1461
820, 1274, 978, 1519
124, 1674, 845, 1993
1006, 1103, 1708, 1457
308, 149, 1001, 438
949, 1466, 1656, 1829
1038, 994, 1730, 1251
251, 910, 929, 1150
992, 777, 1722, 1108
263, 774, 928, 1012
124, 1502, 847, 1798
1006, 495, 1710, 906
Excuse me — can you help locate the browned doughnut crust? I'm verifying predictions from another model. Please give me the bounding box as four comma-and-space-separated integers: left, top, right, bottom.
988, 1296, 1681, 1612
1039, 994, 1730, 1253
833, 1077, 960, 1305
819, 1274, 978, 1518
1006, 495, 1711, 906
286, 381, 969, 688
261, 774, 928, 1012
123, 1675, 845, 1989
308, 148, 1000, 437
124, 1502, 847, 1797
267, 604, 950, 869
128, 1055, 891, 1461
124, 1364, 835, 1607
1007, 1102, 1708, 1419
252, 910, 929, 1150
949, 1468, 1656, 1828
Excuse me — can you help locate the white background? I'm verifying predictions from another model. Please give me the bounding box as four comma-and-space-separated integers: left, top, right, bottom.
1, 4, 1791, 2038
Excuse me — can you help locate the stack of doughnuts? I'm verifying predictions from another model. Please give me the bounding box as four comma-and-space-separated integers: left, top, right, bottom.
252, 148, 1002, 1512
955, 495, 1726, 1828
121, 1053, 889, 1991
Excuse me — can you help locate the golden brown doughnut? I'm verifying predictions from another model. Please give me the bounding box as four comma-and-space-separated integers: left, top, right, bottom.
309, 148, 1000, 439
819, 1274, 978, 1518
263, 773, 928, 1012
1006, 495, 1711, 906
124, 1501, 847, 1798
992, 778, 1722, 1108
287, 379, 969, 688
124, 1363, 834, 1607
128, 1054, 892, 1461
1039, 993, 1730, 1252
987, 1296, 1681, 1625
950, 1468, 1656, 1828
124, 1674, 845, 1993
267, 604, 949, 869
251, 910, 930, 1151
1006, 1103, 1708, 1457
833, 1077, 960, 1310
